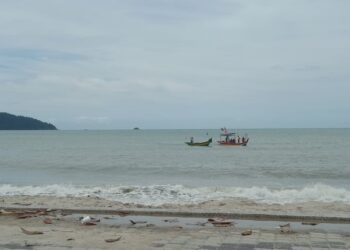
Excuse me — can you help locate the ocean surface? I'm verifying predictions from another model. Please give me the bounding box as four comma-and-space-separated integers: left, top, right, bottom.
1, 129, 350, 205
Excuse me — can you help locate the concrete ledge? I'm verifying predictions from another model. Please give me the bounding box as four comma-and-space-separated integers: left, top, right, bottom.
2, 206, 350, 224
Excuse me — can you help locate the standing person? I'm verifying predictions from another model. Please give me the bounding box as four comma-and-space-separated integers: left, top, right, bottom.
190, 137, 194, 143
237, 136, 241, 144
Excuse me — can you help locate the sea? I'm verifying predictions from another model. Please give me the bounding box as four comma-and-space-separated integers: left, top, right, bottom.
0, 129, 350, 206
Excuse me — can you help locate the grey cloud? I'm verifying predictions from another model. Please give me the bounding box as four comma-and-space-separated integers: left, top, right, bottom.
0, 48, 85, 62
0, 0, 349, 129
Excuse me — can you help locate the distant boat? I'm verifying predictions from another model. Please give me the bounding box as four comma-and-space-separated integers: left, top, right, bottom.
217, 128, 249, 146
185, 138, 212, 146
133, 127, 140, 130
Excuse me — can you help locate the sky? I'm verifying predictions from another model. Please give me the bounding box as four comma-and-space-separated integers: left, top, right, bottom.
0, 0, 349, 129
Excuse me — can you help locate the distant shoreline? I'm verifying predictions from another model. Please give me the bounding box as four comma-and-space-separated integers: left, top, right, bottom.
0, 112, 57, 130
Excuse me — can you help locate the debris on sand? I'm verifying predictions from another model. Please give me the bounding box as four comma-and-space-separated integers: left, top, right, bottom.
80, 216, 100, 225
83, 221, 97, 226
12, 202, 32, 206
105, 236, 122, 243
129, 219, 147, 225
279, 223, 292, 233
0, 209, 48, 219
116, 211, 129, 217
241, 229, 252, 236
43, 218, 53, 224
24, 241, 35, 247
152, 243, 165, 247
163, 218, 179, 223
20, 227, 44, 235
302, 221, 318, 226
208, 218, 233, 227
0, 209, 17, 215
186, 222, 207, 226
17, 210, 48, 219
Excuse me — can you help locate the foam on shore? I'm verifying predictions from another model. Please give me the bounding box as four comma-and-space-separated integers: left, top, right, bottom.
0, 183, 349, 206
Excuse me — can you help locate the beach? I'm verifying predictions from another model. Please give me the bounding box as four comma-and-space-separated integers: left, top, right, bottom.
1, 199, 350, 250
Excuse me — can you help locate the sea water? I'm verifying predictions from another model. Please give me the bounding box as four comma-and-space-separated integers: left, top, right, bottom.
0, 129, 349, 205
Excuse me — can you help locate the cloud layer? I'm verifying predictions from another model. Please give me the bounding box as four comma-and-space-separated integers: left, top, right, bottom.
1, 0, 349, 129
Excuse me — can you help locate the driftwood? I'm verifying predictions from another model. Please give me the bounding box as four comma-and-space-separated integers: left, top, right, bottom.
20, 227, 44, 235
0, 209, 18, 215
302, 221, 318, 226
1, 209, 47, 219
17, 214, 35, 219
83, 222, 97, 226
129, 219, 147, 225
105, 236, 122, 243
43, 218, 53, 224
208, 218, 233, 227
116, 211, 129, 217
163, 218, 179, 223
17, 210, 47, 219
12, 202, 32, 206
186, 222, 207, 226
241, 229, 252, 236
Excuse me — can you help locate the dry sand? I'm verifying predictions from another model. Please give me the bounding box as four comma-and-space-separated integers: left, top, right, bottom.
1, 196, 350, 249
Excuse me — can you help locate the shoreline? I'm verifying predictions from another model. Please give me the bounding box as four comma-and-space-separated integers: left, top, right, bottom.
2, 195, 350, 223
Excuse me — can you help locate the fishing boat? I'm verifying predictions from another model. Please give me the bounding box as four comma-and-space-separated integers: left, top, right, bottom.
185, 138, 212, 146
217, 128, 249, 146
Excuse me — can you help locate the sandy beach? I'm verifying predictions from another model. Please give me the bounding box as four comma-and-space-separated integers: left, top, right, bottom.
1, 196, 350, 249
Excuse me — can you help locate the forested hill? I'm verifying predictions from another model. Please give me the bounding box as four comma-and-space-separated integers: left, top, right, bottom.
0, 112, 57, 130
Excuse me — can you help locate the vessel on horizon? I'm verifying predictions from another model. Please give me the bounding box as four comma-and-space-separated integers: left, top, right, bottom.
217, 127, 249, 146
185, 137, 212, 146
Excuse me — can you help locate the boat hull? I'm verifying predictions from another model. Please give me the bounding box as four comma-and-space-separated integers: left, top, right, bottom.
185, 138, 212, 146
217, 139, 249, 146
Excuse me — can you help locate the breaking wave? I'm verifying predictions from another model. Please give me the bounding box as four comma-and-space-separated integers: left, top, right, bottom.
0, 183, 350, 206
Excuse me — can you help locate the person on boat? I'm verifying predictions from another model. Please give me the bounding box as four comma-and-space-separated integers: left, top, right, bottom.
237, 136, 241, 144
190, 137, 194, 143
242, 136, 245, 144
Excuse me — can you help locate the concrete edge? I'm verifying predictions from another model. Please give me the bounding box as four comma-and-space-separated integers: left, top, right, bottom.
1, 206, 350, 224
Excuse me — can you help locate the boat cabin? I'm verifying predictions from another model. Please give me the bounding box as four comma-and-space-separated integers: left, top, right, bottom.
218, 131, 249, 146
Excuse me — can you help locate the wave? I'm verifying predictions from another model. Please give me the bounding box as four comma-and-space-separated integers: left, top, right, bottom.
0, 183, 350, 206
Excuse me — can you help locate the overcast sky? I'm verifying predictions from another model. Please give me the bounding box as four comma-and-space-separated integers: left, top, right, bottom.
0, 0, 349, 129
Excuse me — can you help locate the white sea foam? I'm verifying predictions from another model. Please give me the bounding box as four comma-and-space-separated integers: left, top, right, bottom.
0, 183, 350, 206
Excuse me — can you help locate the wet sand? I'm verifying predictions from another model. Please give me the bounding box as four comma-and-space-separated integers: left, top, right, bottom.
2, 195, 350, 219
